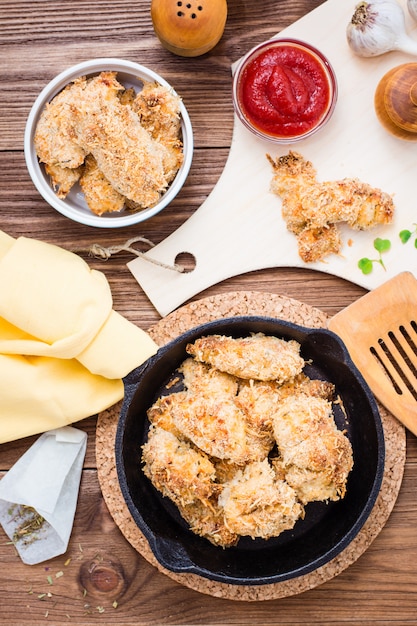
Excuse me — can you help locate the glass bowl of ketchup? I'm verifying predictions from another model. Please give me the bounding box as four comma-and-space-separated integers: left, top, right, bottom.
232, 38, 338, 144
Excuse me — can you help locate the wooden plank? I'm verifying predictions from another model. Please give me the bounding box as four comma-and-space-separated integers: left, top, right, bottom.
0, 461, 416, 624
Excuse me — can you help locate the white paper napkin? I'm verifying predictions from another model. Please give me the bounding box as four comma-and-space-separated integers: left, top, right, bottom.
0, 426, 87, 564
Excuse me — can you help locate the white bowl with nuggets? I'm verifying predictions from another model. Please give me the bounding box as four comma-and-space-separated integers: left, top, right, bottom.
24, 58, 193, 228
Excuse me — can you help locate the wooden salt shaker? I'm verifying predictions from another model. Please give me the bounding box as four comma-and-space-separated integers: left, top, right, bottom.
151, 0, 227, 57
375, 63, 417, 140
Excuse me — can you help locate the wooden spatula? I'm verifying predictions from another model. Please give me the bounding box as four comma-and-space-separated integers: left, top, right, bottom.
329, 271, 417, 436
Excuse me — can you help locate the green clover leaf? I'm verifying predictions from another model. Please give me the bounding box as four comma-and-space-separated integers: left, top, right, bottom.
373, 238, 391, 253
358, 238, 391, 274
358, 258, 374, 274
400, 229, 412, 244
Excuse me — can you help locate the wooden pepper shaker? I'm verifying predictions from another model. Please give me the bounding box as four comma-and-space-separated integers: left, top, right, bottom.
151, 0, 227, 57
374, 63, 417, 140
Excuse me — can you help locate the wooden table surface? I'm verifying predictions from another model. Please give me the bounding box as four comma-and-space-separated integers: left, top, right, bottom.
2, 0, 417, 624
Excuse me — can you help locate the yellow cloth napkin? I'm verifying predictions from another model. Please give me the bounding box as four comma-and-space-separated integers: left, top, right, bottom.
0, 231, 158, 443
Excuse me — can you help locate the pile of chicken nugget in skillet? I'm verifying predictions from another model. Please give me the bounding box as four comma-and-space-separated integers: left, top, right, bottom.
142, 332, 354, 548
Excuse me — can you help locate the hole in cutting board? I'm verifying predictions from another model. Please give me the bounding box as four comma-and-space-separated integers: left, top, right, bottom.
175, 251, 196, 273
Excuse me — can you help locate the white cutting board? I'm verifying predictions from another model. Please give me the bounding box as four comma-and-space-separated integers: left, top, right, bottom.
129, 0, 417, 317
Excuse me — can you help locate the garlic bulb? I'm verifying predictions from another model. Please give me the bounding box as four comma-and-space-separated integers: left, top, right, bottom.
408, 0, 417, 21
347, 0, 417, 57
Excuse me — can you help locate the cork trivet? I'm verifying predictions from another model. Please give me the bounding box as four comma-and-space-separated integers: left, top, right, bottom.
96, 291, 406, 601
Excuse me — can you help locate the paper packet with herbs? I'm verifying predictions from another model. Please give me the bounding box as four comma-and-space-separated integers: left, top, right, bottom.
0, 426, 87, 564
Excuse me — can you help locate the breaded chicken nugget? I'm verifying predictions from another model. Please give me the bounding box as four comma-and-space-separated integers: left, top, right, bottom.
268, 151, 394, 234
219, 459, 304, 540
186, 333, 305, 383
272, 394, 353, 504
296, 224, 343, 263
275, 372, 335, 401
44, 163, 84, 199
133, 81, 182, 143
146, 392, 186, 439
166, 391, 250, 464
132, 81, 184, 183
179, 357, 239, 397
72, 72, 171, 208
267, 151, 394, 262
79, 154, 125, 215
235, 380, 278, 456
142, 426, 219, 508
177, 498, 239, 548
34, 76, 88, 169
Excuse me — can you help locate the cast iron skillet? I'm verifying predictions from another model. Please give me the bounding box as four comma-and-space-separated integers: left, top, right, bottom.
115, 316, 385, 586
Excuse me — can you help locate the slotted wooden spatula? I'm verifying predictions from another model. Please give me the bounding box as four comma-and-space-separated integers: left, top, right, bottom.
329, 271, 417, 436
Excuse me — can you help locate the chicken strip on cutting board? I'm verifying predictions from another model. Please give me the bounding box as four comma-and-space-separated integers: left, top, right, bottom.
268, 151, 394, 233
186, 333, 305, 383
296, 224, 343, 264
219, 459, 304, 540
267, 151, 395, 262
272, 393, 353, 504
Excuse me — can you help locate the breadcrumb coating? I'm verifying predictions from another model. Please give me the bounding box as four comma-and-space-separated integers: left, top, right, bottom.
79, 154, 125, 215
44, 163, 84, 199
72, 72, 169, 207
272, 393, 353, 504
142, 426, 218, 508
186, 332, 305, 383
180, 357, 239, 397
34, 76, 88, 169
219, 459, 304, 540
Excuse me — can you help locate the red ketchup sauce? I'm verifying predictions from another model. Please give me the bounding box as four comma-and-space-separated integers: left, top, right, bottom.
237, 42, 333, 139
